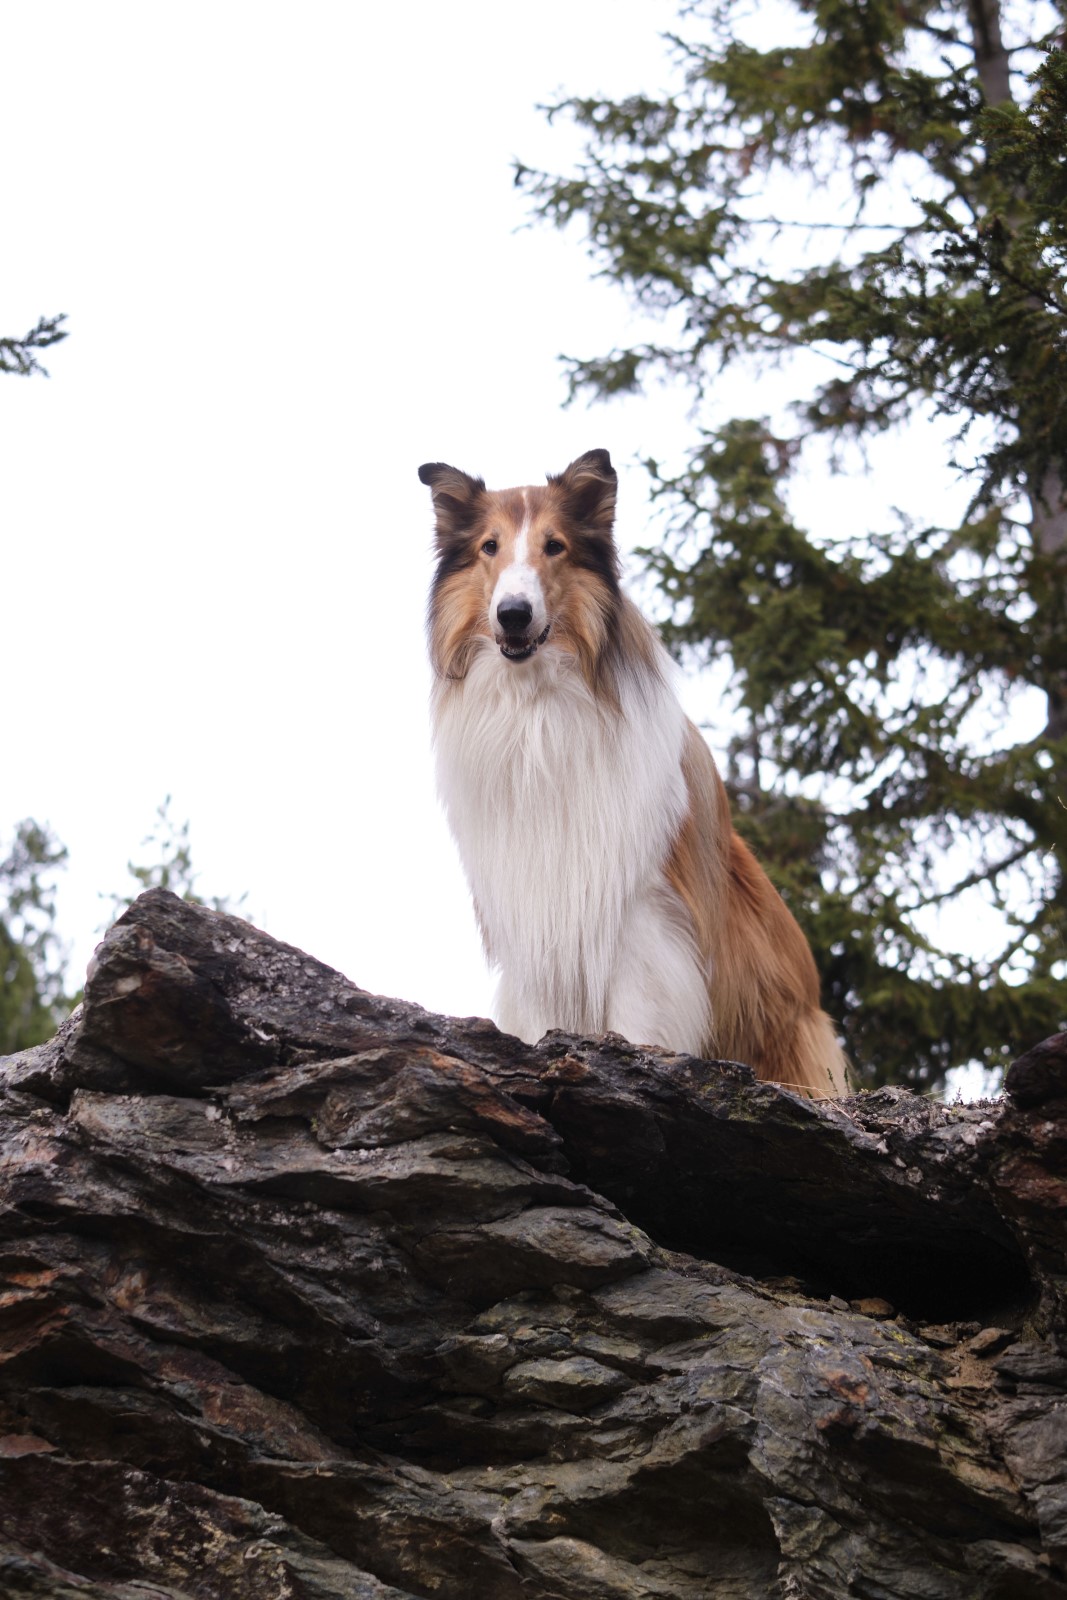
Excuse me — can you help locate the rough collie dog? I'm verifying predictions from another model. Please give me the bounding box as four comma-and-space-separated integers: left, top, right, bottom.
420, 448, 848, 1097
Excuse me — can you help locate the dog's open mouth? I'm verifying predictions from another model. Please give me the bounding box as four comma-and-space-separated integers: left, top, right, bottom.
500, 624, 550, 662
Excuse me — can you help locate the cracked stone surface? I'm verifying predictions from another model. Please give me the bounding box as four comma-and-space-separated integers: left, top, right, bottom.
0, 889, 1064, 1598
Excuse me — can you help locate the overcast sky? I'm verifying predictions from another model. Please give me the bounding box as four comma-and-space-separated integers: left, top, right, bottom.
2, 0, 694, 1023
2, 3, 1034, 1093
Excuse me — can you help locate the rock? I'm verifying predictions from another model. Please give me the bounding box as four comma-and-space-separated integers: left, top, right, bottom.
967, 1328, 1016, 1358
0, 888, 1064, 1599
1004, 1032, 1067, 1109
916, 1323, 966, 1347
993, 1031, 1067, 1335
850, 1297, 895, 1318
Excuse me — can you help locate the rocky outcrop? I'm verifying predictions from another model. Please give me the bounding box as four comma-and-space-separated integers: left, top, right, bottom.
0, 889, 1064, 1599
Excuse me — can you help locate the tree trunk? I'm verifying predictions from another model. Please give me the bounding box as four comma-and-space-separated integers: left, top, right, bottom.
1030, 463, 1067, 742
0, 889, 1064, 1599
967, 0, 1067, 742
967, 0, 1013, 107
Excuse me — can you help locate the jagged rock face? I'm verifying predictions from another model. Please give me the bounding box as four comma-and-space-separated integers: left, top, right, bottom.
0, 889, 1064, 1599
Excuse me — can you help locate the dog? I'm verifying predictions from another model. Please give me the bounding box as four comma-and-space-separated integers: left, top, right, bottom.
419, 448, 848, 1097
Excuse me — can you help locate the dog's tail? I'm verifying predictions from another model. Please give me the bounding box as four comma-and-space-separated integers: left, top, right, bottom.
670, 729, 851, 1098
774, 1008, 851, 1099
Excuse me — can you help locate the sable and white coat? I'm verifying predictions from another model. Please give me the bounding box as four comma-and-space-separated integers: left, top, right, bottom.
420, 450, 848, 1097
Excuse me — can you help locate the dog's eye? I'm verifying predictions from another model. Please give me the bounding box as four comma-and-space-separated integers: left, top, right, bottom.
481, 539, 498, 556
544, 539, 565, 556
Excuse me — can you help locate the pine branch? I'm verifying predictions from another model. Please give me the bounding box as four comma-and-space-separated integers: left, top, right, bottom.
905, 840, 1033, 909
0, 314, 69, 378
981, 898, 1055, 974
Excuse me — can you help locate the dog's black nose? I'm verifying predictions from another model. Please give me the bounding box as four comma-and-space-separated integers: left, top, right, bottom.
497, 597, 533, 634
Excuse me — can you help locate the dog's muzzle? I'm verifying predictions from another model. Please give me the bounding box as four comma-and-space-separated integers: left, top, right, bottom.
500, 623, 551, 662
495, 595, 549, 662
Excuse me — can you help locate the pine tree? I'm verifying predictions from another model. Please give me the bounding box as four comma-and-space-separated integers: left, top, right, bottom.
0, 821, 73, 1054
1, 313, 71, 1050
105, 796, 246, 922
520, 2, 1067, 1089
0, 803, 244, 1056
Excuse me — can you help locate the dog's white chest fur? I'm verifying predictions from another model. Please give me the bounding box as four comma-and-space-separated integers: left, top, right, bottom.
432, 641, 711, 1051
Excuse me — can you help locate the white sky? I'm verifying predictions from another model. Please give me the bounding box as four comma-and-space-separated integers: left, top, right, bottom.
1, 0, 690, 1023
0, 2, 1040, 1093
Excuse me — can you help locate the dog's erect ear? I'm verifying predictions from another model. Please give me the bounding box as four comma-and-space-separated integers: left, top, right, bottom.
550, 449, 617, 534
418, 462, 486, 540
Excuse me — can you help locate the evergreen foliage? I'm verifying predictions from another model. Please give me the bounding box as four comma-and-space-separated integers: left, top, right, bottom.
520, 0, 1067, 1089
106, 795, 246, 921
1, 310, 70, 1049
0, 314, 68, 377
1, 802, 243, 1056
0, 821, 73, 1055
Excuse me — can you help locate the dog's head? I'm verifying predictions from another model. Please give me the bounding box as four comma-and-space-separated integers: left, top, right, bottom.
420, 449, 620, 687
